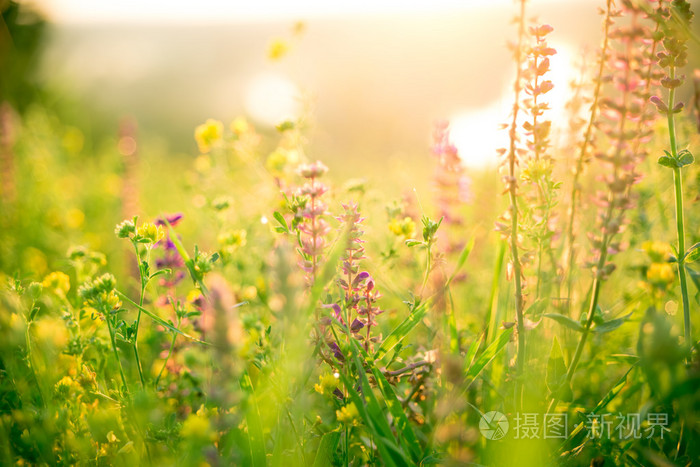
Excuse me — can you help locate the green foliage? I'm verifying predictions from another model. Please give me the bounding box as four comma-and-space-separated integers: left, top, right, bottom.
0, 1, 699, 465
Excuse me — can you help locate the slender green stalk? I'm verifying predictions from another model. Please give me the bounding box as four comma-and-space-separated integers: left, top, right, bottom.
154, 330, 177, 389
666, 66, 692, 344
131, 241, 148, 388
547, 226, 610, 414
506, 0, 527, 409
420, 243, 432, 298
24, 320, 46, 407
105, 309, 130, 396
565, 0, 612, 314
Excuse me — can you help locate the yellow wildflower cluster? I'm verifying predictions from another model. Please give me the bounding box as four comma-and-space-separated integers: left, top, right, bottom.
267, 38, 289, 61
42, 271, 70, 297
336, 402, 360, 425
137, 222, 164, 244
194, 119, 224, 154
314, 373, 338, 396
642, 241, 675, 289
181, 407, 216, 445
388, 216, 416, 239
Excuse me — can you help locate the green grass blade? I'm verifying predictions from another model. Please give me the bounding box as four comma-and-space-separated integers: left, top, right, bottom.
312, 431, 341, 467
464, 328, 513, 388
353, 340, 422, 462
445, 237, 474, 288
369, 364, 423, 462
116, 290, 210, 345
162, 218, 210, 295
374, 300, 430, 361
559, 365, 636, 451
339, 342, 411, 466
241, 371, 267, 467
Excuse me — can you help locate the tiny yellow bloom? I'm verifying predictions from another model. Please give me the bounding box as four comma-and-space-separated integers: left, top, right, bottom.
231, 117, 252, 136
642, 241, 672, 263
647, 262, 675, 286
314, 373, 337, 395
336, 402, 360, 425
389, 217, 416, 239
137, 222, 164, 244
266, 149, 289, 175
42, 271, 71, 296
194, 119, 224, 153
267, 38, 289, 60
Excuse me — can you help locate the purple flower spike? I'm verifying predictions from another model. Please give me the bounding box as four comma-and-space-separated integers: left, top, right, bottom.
350, 318, 365, 333
155, 213, 184, 227
328, 341, 344, 361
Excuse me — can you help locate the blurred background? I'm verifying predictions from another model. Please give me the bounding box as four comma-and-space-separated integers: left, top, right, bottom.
1, 0, 698, 279
7, 0, 608, 170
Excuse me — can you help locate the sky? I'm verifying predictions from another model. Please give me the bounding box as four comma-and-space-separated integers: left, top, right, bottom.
30, 0, 592, 168
33, 0, 570, 24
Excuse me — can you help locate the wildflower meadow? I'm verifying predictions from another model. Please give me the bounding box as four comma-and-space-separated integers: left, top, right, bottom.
1, 0, 699, 465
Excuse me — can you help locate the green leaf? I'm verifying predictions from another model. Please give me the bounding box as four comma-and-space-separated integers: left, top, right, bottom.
368, 358, 423, 462
116, 290, 209, 345
352, 340, 423, 463
686, 266, 700, 304
272, 211, 289, 234
374, 300, 430, 360
241, 371, 267, 467
445, 237, 474, 287
339, 343, 409, 467
162, 218, 210, 295
464, 328, 513, 388
524, 298, 547, 318
657, 155, 677, 168
678, 149, 694, 167
312, 431, 340, 467
148, 269, 171, 280
546, 337, 572, 402
464, 334, 483, 372
684, 242, 700, 263
543, 313, 584, 332
404, 239, 423, 248
592, 312, 633, 334
607, 354, 640, 365
560, 365, 636, 452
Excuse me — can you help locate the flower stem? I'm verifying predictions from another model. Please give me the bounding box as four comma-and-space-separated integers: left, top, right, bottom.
565, 0, 612, 314
105, 309, 130, 396
507, 0, 527, 410
24, 320, 46, 407
155, 330, 177, 389
131, 241, 147, 388
667, 65, 692, 344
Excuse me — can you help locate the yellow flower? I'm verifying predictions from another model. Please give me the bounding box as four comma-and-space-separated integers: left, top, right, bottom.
647, 262, 675, 287
389, 217, 416, 239
137, 222, 164, 244
642, 241, 672, 263
181, 410, 215, 444
231, 117, 252, 136
55, 376, 81, 399
336, 403, 360, 425
42, 271, 70, 296
218, 229, 247, 248
267, 38, 289, 60
34, 317, 68, 350
194, 119, 224, 153
266, 149, 289, 175
314, 373, 338, 395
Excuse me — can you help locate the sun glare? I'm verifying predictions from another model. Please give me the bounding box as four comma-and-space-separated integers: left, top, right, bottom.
449, 40, 579, 169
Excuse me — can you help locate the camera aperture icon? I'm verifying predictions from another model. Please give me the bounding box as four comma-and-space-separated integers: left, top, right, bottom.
479, 411, 509, 440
